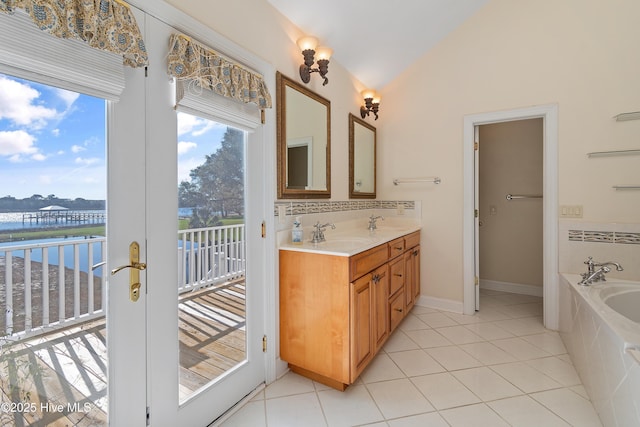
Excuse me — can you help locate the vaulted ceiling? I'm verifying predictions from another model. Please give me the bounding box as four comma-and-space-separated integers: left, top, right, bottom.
267, 0, 490, 90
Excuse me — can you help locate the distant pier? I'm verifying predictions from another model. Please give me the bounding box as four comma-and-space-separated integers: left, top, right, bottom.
22, 210, 106, 225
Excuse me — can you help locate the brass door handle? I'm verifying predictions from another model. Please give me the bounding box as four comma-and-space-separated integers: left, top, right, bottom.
110, 241, 145, 302
111, 262, 147, 275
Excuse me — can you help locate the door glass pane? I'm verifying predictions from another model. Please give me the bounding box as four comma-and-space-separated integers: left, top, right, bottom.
0, 73, 108, 425
177, 113, 247, 402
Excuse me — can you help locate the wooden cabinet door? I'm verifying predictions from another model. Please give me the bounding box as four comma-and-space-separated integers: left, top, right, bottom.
372, 264, 390, 351
350, 274, 373, 381
405, 245, 420, 310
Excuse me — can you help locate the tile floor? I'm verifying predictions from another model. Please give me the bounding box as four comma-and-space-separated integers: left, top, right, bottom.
219, 289, 603, 427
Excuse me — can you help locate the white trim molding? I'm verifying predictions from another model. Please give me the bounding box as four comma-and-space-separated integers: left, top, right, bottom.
416, 295, 464, 314
463, 104, 559, 329
480, 279, 544, 297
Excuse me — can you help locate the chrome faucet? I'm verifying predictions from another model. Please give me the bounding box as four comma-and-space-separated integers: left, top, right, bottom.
579, 257, 624, 285
310, 221, 335, 243
368, 214, 384, 231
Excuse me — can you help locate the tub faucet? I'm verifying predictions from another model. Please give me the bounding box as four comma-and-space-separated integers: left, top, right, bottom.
368, 215, 384, 231
579, 257, 624, 285
310, 221, 335, 243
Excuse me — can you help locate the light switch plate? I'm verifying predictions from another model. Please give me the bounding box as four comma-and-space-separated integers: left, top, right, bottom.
560, 205, 583, 218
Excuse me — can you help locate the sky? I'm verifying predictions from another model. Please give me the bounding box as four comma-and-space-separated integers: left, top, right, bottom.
0, 73, 228, 200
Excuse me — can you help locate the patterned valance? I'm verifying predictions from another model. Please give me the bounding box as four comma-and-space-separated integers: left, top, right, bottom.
168, 33, 272, 110
0, 0, 148, 68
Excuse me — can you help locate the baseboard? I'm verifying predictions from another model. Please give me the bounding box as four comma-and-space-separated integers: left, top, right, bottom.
480, 279, 543, 297
416, 294, 464, 314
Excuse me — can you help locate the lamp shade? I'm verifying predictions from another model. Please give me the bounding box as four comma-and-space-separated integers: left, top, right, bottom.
315, 46, 333, 60
297, 36, 318, 51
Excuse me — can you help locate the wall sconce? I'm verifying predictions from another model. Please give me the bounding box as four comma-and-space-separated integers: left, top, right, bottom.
297, 36, 332, 86
360, 89, 381, 120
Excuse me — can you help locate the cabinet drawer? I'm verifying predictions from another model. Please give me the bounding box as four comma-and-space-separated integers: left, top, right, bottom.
350, 244, 388, 281
389, 258, 404, 295
404, 231, 420, 249
388, 238, 405, 259
389, 290, 405, 332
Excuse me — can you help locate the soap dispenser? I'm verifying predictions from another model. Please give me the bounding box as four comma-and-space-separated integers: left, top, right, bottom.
291, 217, 303, 244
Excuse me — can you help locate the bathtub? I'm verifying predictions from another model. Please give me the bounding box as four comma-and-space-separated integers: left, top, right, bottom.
559, 273, 640, 427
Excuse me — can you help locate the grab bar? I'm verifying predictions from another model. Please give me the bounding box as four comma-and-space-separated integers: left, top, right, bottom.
506, 194, 542, 200
613, 185, 640, 190
393, 177, 441, 185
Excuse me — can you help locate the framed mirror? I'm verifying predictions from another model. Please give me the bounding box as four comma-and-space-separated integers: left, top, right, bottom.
277, 72, 331, 199
349, 113, 376, 198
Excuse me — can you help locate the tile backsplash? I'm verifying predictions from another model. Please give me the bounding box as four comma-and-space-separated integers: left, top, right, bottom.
274, 200, 415, 217
560, 220, 640, 280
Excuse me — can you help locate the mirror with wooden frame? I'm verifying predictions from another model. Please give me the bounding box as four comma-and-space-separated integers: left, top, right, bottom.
277, 72, 331, 199
349, 113, 376, 199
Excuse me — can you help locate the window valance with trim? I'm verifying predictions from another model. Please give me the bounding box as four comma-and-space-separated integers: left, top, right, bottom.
0, 0, 148, 68
168, 33, 272, 111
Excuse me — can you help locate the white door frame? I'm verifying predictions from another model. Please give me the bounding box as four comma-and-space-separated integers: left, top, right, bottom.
462, 104, 559, 329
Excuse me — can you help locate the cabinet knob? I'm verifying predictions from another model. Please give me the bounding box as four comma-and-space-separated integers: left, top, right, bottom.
394, 273, 403, 277
394, 308, 403, 313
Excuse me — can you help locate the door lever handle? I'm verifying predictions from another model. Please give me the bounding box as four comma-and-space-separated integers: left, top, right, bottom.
111, 262, 147, 275
110, 241, 145, 302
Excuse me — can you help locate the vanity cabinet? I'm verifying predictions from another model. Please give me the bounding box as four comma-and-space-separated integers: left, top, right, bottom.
279, 230, 421, 390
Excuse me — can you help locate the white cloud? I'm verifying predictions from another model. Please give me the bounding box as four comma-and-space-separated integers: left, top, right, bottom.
31, 153, 46, 161
55, 88, 80, 108
75, 157, 101, 166
71, 144, 86, 153
51, 128, 60, 137
177, 112, 225, 136
178, 157, 202, 183
178, 140, 197, 155
0, 130, 39, 159
0, 76, 58, 128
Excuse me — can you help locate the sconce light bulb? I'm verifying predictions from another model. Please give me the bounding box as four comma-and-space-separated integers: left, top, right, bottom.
361, 89, 376, 100
297, 36, 318, 52
316, 46, 333, 61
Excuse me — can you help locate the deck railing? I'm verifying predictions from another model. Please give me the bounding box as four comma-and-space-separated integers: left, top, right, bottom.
1, 224, 246, 340
178, 224, 246, 293
1, 237, 107, 340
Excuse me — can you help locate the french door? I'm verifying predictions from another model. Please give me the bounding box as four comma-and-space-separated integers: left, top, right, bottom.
114, 11, 267, 426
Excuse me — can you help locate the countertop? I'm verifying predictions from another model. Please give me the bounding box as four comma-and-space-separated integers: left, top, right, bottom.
279, 224, 421, 257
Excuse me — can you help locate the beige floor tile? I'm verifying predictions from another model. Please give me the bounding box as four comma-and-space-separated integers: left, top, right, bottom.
439, 403, 510, 427
458, 341, 517, 365
488, 395, 571, 427
490, 361, 562, 393
452, 366, 523, 401
366, 378, 435, 419
388, 349, 446, 377
426, 345, 483, 371
530, 388, 603, 427
411, 372, 481, 410
317, 385, 384, 427
434, 325, 484, 345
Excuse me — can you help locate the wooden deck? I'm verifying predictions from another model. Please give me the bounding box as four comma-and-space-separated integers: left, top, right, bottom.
0, 280, 246, 426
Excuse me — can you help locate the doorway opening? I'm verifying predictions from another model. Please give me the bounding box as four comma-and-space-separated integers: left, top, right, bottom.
463, 105, 559, 329
478, 119, 543, 298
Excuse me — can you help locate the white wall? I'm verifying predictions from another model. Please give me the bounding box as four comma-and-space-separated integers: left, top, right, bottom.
377, 0, 640, 302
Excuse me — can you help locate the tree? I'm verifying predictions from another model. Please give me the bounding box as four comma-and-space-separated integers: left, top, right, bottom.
178, 127, 244, 227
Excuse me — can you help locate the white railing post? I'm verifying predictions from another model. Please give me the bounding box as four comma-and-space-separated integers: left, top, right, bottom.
24, 249, 32, 332
43, 247, 50, 326
5, 251, 13, 336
